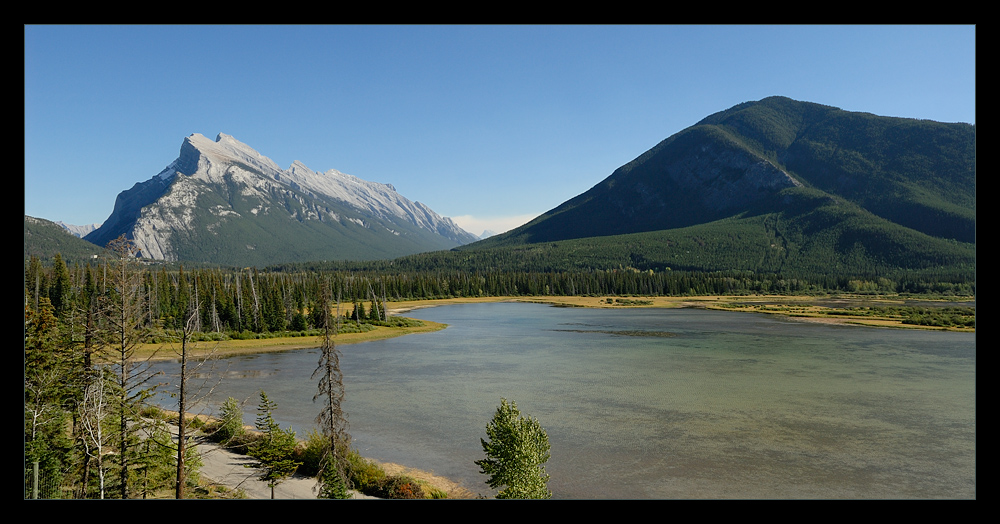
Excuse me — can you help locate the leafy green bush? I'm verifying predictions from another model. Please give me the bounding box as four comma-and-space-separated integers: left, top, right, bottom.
296, 430, 328, 477
344, 449, 386, 494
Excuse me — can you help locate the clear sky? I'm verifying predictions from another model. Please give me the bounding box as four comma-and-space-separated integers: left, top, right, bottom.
24, 25, 976, 236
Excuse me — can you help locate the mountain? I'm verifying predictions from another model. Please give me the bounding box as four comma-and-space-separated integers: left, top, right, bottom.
56, 221, 102, 238
25, 215, 105, 265
84, 133, 478, 266
461, 96, 975, 279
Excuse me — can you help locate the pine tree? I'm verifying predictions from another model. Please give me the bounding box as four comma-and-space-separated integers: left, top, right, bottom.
49, 253, 72, 318
98, 235, 158, 498
216, 397, 246, 444
247, 391, 301, 499
24, 298, 78, 497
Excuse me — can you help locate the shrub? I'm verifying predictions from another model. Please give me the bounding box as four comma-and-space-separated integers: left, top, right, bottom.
296, 430, 328, 477
372, 475, 425, 499
207, 397, 249, 450
344, 449, 386, 494
426, 487, 449, 499
140, 404, 167, 419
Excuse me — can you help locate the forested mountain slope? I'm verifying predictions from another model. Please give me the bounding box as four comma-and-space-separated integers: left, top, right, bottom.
463, 96, 974, 278
24, 215, 104, 265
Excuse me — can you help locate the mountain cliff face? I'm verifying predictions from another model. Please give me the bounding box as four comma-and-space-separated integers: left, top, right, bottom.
85, 133, 478, 266
479, 96, 975, 248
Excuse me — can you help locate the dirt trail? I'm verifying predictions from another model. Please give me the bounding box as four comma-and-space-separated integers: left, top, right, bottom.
166, 422, 373, 499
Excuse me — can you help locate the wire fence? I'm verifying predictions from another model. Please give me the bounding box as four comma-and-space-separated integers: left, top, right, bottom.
24, 463, 68, 500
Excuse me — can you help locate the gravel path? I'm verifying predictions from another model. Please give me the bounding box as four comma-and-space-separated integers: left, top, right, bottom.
171, 424, 374, 499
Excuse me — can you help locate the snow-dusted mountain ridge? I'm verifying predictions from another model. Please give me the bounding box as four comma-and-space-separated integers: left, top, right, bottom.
185, 133, 469, 239
84, 133, 478, 266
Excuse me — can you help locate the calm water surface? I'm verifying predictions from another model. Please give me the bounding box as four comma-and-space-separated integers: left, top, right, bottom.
155, 303, 975, 499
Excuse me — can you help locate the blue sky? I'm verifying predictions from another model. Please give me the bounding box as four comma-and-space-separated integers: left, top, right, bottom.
24, 25, 976, 236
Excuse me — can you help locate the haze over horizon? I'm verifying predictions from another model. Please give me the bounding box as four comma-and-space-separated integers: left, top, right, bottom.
25, 25, 975, 237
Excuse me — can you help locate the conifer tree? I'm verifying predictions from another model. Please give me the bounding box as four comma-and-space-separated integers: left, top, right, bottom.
212, 397, 243, 446
24, 298, 78, 497
49, 253, 72, 318
247, 391, 301, 499
99, 235, 158, 498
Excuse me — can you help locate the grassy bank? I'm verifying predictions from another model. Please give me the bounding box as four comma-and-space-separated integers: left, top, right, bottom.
154, 407, 476, 499
135, 318, 448, 362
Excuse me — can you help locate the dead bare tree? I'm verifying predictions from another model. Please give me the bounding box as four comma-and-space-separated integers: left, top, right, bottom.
312, 280, 351, 498
79, 373, 112, 499
170, 286, 227, 498
173, 308, 196, 499
367, 280, 381, 322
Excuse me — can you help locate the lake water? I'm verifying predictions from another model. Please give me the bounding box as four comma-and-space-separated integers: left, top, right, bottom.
154, 302, 976, 499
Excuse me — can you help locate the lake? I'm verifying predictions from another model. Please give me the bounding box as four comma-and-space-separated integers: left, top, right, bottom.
154, 302, 976, 499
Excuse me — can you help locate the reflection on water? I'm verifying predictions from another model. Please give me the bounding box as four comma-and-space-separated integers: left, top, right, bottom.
150, 303, 975, 499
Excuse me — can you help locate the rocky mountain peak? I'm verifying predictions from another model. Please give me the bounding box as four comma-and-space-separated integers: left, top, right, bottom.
84, 132, 478, 265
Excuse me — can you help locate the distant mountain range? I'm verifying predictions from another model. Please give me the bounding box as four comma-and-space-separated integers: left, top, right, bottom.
75, 133, 478, 266
27, 97, 975, 283
56, 221, 101, 239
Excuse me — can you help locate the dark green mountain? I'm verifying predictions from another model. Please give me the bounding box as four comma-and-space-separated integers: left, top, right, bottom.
24, 215, 105, 266
461, 96, 974, 279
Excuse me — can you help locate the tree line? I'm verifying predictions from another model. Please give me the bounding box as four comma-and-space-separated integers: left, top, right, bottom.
25, 238, 186, 498
26, 249, 975, 343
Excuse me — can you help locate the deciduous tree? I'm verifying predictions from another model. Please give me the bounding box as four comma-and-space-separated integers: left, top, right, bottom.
475, 398, 552, 499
